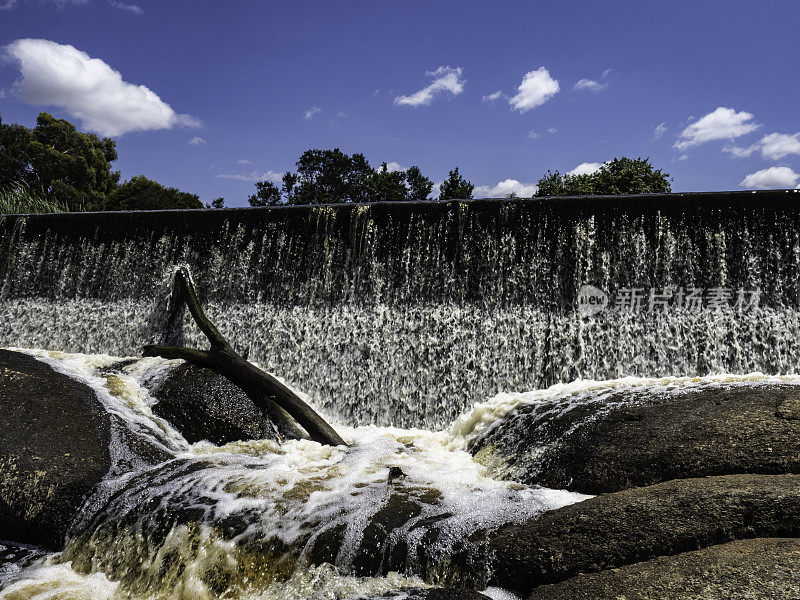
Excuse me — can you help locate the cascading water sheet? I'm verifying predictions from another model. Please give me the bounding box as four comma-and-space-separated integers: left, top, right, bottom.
2, 190, 800, 429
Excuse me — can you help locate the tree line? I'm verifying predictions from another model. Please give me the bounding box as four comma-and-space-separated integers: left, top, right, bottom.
0, 113, 671, 213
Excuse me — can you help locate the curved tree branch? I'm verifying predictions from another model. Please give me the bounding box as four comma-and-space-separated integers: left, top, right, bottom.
145, 267, 347, 447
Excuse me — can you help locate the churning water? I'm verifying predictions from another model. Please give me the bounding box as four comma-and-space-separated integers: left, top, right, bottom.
4, 193, 800, 597
0, 349, 591, 599
4, 350, 798, 600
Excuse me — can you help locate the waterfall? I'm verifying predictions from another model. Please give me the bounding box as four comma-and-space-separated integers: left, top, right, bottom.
3, 189, 800, 429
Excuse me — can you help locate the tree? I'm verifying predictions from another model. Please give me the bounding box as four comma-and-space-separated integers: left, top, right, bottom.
286, 148, 374, 204
208, 197, 225, 209
534, 170, 596, 197
0, 112, 120, 211
248, 181, 282, 206
535, 157, 671, 197
439, 167, 474, 200
365, 162, 409, 203
251, 151, 436, 205
104, 176, 202, 211
405, 165, 434, 201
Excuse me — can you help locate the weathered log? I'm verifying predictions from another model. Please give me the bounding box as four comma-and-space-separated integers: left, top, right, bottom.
144, 266, 346, 447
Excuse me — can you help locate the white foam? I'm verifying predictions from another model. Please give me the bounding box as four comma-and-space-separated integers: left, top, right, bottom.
8, 350, 792, 599
0, 560, 119, 600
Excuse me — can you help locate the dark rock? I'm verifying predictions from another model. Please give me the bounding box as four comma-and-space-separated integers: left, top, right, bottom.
528, 538, 800, 600
356, 589, 490, 599
0, 541, 47, 586
489, 473, 800, 594
304, 483, 446, 577
0, 349, 111, 549
152, 363, 304, 445
471, 383, 800, 493
776, 394, 800, 420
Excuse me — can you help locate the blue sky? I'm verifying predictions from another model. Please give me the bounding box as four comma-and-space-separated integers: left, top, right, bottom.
1, 0, 799, 205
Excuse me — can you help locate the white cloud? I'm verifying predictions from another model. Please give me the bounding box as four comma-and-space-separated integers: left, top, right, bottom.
474, 179, 538, 198
679, 154, 689, 161
674, 107, 760, 150
574, 78, 606, 92
384, 162, 404, 172
237, 159, 252, 165
602, 68, 613, 78
2, 39, 199, 136
547, 127, 557, 134
653, 122, 667, 140
723, 143, 758, 158
2, 0, 139, 10
723, 132, 800, 160
568, 162, 603, 176
188, 136, 206, 145
216, 170, 283, 183
304, 106, 321, 120
508, 67, 559, 112
482, 90, 504, 102
329, 110, 346, 127
741, 166, 800, 189
394, 66, 465, 107
760, 132, 800, 160
109, 1, 141, 14
527, 130, 538, 139
1, 0, 88, 8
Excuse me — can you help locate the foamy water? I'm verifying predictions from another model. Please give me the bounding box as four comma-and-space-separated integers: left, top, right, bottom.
4, 350, 798, 599
0, 350, 587, 599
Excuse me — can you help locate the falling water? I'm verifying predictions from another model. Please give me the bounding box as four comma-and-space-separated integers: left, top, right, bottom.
3, 190, 800, 429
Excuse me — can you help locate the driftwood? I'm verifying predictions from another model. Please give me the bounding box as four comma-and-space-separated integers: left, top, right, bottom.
144, 267, 347, 447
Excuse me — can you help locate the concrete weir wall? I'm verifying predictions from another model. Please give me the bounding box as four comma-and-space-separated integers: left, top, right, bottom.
2, 189, 800, 429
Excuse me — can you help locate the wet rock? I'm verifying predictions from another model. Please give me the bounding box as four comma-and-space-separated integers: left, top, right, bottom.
306, 485, 446, 576
471, 383, 800, 493
489, 473, 800, 594
0, 541, 48, 586
527, 538, 800, 600
776, 394, 800, 420
357, 589, 490, 599
152, 363, 304, 445
305, 481, 490, 588
0, 349, 111, 549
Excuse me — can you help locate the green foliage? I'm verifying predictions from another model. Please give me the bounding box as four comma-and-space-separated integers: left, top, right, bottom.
283, 148, 374, 204
0, 112, 120, 211
366, 162, 410, 203
535, 157, 672, 197
405, 165, 434, 202
252, 150, 435, 205
439, 167, 474, 200
0, 182, 65, 214
248, 181, 282, 206
208, 197, 225, 209
103, 176, 202, 211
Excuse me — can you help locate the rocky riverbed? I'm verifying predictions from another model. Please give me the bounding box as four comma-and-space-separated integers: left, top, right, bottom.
2, 349, 800, 599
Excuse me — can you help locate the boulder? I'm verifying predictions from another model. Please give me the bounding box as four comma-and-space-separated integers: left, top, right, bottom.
152, 363, 305, 445
0, 541, 47, 586
489, 473, 800, 594
0, 349, 110, 549
471, 383, 800, 493
357, 589, 490, 599
528, 538, 800, 600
